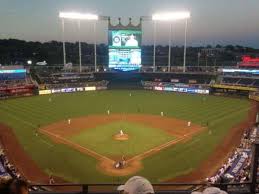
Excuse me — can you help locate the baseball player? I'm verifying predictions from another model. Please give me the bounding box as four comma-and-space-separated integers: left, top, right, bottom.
188, 121, 191, 127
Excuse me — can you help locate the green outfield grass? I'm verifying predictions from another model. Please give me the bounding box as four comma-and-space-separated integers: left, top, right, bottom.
69, 121, 175, 157
0, 90, 251, 183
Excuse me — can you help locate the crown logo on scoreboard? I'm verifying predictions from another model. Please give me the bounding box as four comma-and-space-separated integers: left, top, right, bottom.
108, 17, 142, 30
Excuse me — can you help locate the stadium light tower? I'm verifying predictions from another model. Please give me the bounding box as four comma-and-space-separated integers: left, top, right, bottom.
59, 12, 99, 72
152, 11, 190, 72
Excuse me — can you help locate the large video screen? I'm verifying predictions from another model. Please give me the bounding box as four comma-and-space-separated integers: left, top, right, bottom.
0, 69, 26, 80
108, 30, 142, 71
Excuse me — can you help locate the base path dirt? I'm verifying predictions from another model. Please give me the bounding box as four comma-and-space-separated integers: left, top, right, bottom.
40, 114, 201, 138
40, 114, 203, 176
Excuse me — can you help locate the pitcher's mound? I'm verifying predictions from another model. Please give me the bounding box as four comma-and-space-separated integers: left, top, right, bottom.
113, 134, 129, 141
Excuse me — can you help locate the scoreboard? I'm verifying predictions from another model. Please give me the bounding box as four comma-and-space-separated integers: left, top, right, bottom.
0, 69, 26, 80
108, 29, 142, 71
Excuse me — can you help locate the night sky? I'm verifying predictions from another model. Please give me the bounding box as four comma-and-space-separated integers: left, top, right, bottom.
1, 0, 259, 47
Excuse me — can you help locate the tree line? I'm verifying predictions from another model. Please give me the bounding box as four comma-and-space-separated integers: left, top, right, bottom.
0, 39, 258, 66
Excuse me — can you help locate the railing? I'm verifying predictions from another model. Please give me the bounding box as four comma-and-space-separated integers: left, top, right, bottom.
30, 182, 253, 194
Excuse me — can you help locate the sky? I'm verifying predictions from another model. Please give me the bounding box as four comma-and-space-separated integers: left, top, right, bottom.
0, 0, 259, 48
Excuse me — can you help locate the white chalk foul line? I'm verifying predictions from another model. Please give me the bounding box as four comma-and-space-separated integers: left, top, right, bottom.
40, 128, 114, 163
39, 138, 54, 147
127, 126, 206, 162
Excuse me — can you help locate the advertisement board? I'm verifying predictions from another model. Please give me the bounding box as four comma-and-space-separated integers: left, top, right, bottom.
61, 88, 76, 93
154, 86, 163, 91
40, 86, 102, 95
76, 87, 84, 92
96, 86, 107, 90
51, 89, 61, 94
155, 86, 209, 94
0, 69, 26, 74
0, 69, 26, 80
39, 90, 51, 95
85, 86, 96, 91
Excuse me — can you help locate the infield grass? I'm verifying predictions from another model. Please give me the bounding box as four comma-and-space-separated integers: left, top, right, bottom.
69, 121, 175, 157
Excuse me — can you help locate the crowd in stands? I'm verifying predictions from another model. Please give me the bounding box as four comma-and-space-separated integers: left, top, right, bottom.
143, 76, 212, 85
117, 176, 230, 194
36, 72, 94, 84
0, 146, 44, 192
141, 66, 218, 73
207, 124, 259, 184
0, 178, 29, 194
221, 77, 259, 87
34, 72, 109, 90
0, 78, 34, 88
0, 77, 37, 98
0, 175, 231, 194
0, 148, 22, 180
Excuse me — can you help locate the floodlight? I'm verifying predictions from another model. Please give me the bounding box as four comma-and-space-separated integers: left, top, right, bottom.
59, 12, 98, 20
59, 12, 99, 73
27, 60, 32, 65
152, 11, 190, 21
152, 11, 190, 73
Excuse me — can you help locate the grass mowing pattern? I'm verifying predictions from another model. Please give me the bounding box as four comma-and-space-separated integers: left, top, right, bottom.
69, 121, 175, 157
0, 90, 250, 183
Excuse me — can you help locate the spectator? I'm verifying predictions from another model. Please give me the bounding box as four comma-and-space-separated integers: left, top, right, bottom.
117, 176, 154, 194
192, 187, 228, 194
9, 179, 29, 194
0, 178, 10, 194
0, 179, 29, 194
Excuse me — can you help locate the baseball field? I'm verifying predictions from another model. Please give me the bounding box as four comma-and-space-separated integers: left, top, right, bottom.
0, 90, 255, 183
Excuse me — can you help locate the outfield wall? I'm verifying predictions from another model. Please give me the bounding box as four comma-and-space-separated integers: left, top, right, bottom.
39, 84, 210, 96
143, 85, 209, 94
39, 86, 107, 95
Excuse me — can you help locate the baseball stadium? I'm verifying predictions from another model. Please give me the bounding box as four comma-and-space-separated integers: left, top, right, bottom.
0, 5, 259, 194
